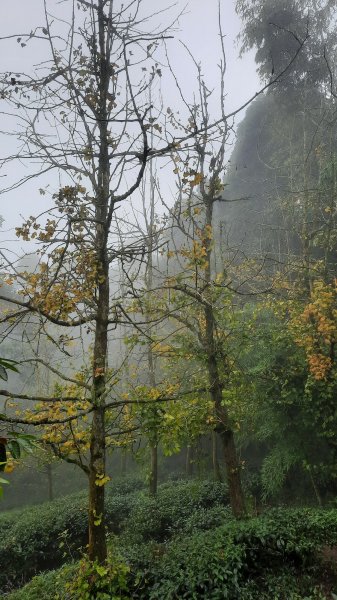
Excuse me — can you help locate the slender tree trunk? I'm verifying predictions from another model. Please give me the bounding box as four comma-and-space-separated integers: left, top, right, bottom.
186, 444, 194, 476
301, 89, 314, 295
206, 343, 246, 518
218, 424, 245, 517
149, 444, 158, 496
46, 463, 54, 501
88, 274, 109, 563
121, 449, 127, 476
88, 407, 106, 562
145, 142, 159, 497
308, 465, 322, 507
212, 431, 222, 482
203, 199, 246, 519
88, 0, 110, 562
88, 272, 109, 562
196, 436, 203, 478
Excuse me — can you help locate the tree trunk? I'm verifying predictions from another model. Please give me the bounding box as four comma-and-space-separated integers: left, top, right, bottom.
149, 444, 158, 496
213, 398, 245, 517
196, 436, 202, 478
186, 444, 194, 476
46, 463, 54, 501
212, 431, 222, 482
145, 145, 159, 498
121, 449, 127, 476
209, 365, 246, 518
205, 308, 246, 518
88, 265, 109, 563
87, 0, 111, 563
308, 465, 322, 507
88, 407, 106, 562
202, 196, 246, 519
218, 425, 245, 517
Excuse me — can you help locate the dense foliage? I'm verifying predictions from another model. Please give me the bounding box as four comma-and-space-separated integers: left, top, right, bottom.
4, 482, 337, 599
0, 478, 228, 593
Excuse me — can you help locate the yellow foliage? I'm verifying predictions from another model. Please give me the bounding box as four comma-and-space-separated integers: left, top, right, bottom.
4, 461, 15, 473
289, 279, 337, 380
189, 172, 203, 187
95, 474, 111, 487
152, 342, 173, 355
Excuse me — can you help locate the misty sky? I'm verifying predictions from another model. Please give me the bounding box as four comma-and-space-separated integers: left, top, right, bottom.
0, 0, 259, 253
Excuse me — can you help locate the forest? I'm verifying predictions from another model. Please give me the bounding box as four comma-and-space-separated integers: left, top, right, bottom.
1, 0, 337, 598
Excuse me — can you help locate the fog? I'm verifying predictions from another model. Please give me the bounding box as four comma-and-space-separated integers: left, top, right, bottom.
1, 0, 337, 531
0, 0, 258, 250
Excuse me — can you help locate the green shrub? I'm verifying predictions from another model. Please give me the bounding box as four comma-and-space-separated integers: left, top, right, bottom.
0, 476, 144, 593
130, 508, 337, 599
6, 507, 337, 600
4, 482, 337, 599
0, 478, 226, 592
140, 527, 245, 599
0, 491, 88, 592
0, 508, 22, 535
104, 475, 145, 497
121, 480, 228, 544
65, 551, 131, 600
179, 505, 232, 534
241, 572, 327, 600
4, 564, 75, 600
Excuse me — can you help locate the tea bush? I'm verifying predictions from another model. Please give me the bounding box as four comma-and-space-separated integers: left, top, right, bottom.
0, 479, 228, 592
121, 480, 229, 544
7, 507, 337, 600
0, 476, 144, 591
3, 483, 337, 599
4, 564, 75, 600
129, 508, 337, 599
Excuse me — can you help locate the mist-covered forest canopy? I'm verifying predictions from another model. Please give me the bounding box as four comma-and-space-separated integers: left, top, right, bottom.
1, 0, 337, 598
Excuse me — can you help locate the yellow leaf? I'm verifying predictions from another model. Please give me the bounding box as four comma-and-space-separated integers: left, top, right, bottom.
95, 474, 111, 487
4, 462, 15, 473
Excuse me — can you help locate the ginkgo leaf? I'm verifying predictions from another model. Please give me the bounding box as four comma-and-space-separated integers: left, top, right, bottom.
0, 365, 8, 381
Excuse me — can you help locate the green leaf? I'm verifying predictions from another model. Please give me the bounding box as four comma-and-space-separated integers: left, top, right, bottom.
8, 433, 38, 453
0, 365, 8, 381
0, 358, 19, 373
17, 437, 38, 453
8, 440, 20, 459
10, 432, 36, 441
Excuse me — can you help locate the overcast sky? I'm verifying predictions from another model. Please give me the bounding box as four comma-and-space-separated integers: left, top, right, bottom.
0, 0, 259, 254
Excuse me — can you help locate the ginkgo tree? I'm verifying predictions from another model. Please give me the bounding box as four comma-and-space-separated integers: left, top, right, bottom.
0, 0, 308, 566
153, 61, 249, 516
120, 12, 307, 515
0, 0, 192, 563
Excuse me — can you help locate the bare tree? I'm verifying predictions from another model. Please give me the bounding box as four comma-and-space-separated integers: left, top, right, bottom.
0, 0, 308, 560
157, 29, 247, 517
0, 0, 180, 562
